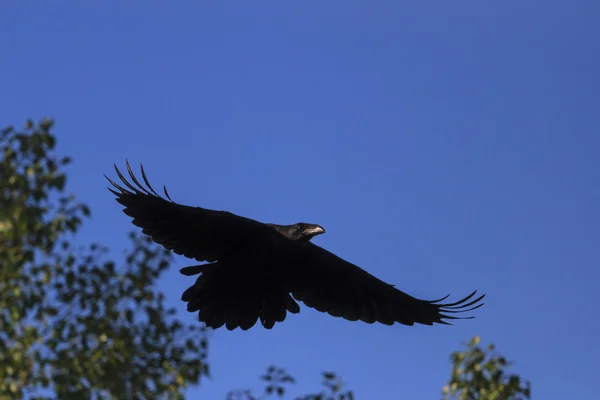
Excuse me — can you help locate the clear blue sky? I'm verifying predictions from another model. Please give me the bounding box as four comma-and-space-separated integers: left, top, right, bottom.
2, 1, 599, 398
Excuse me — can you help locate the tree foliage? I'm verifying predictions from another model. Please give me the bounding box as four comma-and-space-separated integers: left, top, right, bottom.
442, 336, 531, 400
234, 335, 531, 400
0, 119, 209, 399
226, 366, 353, 400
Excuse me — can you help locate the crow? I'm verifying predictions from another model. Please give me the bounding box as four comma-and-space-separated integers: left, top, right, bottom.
106, 161, 485, 331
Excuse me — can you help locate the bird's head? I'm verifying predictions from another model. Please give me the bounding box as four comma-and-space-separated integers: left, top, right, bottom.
272, 222, 325, 242
295, 223, 326, 241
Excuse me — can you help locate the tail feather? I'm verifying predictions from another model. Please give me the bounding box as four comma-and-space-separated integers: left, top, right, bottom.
180, 262, 300, 330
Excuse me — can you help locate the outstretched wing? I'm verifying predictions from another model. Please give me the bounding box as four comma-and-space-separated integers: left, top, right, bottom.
105, 161, 277, 262
289, 242, 485, 326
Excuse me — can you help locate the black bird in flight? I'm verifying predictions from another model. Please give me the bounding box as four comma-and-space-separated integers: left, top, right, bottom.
106, 161, 485, 331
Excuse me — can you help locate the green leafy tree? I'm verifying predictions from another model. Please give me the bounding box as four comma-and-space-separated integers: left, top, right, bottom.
236, 335, 531, 400
0, 119, 209, 399
442, 336, 531, 400
226, 366, 353, 400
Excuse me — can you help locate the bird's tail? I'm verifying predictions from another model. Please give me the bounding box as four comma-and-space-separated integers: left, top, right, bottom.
180, 262, 300, 330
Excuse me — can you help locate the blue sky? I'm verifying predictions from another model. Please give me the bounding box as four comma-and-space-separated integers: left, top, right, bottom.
2, 1, 599, 398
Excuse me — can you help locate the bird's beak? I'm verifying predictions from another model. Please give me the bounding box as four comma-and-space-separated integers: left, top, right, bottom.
305, 225, 326, 236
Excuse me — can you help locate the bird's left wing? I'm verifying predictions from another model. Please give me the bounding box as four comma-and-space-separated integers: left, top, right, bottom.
105, 161, 281, 263
288, 242, 484, 326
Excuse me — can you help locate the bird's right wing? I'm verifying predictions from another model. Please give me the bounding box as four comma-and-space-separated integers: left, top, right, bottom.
289, 242, 484, 327
106, 161, 278, 262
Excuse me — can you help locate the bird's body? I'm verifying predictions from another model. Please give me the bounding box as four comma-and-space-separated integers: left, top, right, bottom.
106, 161, 484, 330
